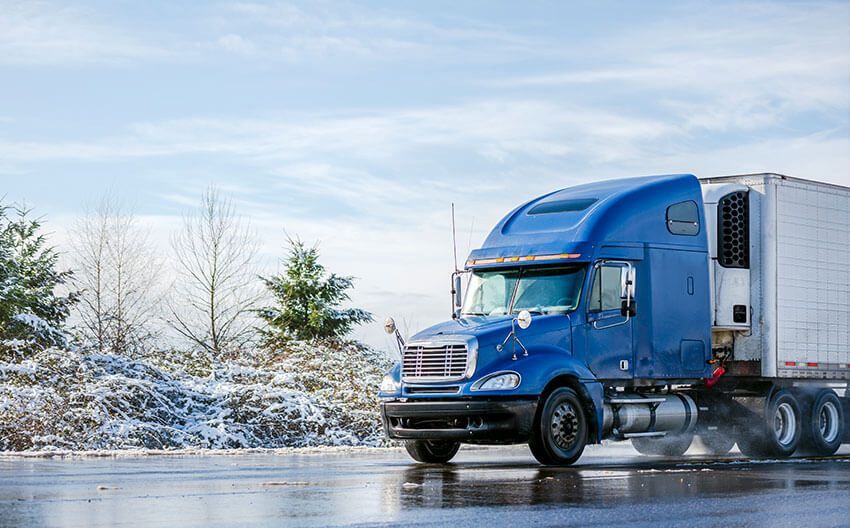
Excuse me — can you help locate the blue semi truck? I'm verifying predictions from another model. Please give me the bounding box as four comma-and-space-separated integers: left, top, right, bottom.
379, 173, 850, 465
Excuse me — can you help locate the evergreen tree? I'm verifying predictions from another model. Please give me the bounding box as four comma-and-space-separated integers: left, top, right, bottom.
0, 203, 78, 353
259, 239, 372, 343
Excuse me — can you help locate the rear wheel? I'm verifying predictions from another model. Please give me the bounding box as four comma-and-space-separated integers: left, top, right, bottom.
737, 389, 801, 458
632, 433, 694, 457
800, 389, 844, 456
529, 387, 588, 466
404, 440, 460, 464
696, 429, 736, 456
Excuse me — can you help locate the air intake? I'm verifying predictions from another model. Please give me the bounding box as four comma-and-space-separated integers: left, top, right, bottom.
717, 191, 749, 268
402, 343, 471, 382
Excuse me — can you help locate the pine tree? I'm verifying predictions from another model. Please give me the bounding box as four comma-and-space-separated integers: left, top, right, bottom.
0, 203, 78, 354
259, 239, 372, 344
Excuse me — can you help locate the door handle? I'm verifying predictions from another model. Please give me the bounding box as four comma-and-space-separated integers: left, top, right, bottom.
592, 314, 629, 330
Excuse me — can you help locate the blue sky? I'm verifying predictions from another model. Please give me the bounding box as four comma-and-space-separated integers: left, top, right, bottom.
2, 0, 849, 349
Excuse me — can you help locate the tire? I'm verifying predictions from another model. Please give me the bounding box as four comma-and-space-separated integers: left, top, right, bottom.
529, 387, 588, 466
696, 430, 736, 456
404, 440, 460, 464
800, 389, 844, 456
632, 433, 694, 457
737, 389, 801, 458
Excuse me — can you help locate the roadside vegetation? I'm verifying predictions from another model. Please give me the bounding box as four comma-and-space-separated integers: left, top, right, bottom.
0, 191, 391, 451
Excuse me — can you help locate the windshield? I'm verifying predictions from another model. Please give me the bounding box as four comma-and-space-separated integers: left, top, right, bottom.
461, 265, 586, 316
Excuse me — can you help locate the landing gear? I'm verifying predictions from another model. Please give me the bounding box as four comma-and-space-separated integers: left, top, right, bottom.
529, 387, 588, 465
737, 389, 801, 458
632, 433, 694, 457
800, 389, 844, 456
404, 440, 460, 464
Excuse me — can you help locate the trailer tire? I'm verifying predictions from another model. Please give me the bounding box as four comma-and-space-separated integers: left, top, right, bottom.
737, 389, 801, 458
404, 440, 460, 464
529, 387, 588, 466
697, 430, 736, 456
632, 433, 694, 457
800, 389, 844, 456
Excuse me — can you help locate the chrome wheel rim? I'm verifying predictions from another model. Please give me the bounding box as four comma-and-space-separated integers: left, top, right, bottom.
773, 402, 797, 447
550, 401, 580, 450
819, 401, 840, 444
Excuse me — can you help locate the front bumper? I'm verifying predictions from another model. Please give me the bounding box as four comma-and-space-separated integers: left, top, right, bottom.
381, 399, 537, 443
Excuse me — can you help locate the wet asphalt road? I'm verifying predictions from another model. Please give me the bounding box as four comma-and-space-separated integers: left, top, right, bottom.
1, 444, 849, 528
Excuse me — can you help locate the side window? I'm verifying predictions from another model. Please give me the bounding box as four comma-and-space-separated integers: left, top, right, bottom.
666, 200, 700, 236
588, 265, 623, 312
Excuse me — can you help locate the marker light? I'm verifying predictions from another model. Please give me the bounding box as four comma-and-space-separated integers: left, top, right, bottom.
467, 253, 581, 266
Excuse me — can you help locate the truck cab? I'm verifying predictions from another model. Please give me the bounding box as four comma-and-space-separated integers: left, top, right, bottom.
379, 174, 848, 465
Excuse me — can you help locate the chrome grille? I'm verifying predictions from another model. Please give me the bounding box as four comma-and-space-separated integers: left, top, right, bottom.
402, 343, 469, 381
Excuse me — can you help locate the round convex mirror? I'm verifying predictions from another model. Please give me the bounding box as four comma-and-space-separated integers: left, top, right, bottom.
516, 310, 532, 330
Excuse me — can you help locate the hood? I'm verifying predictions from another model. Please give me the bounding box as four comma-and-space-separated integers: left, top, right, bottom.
409, 313, 571, 352
410, 315, 515, 344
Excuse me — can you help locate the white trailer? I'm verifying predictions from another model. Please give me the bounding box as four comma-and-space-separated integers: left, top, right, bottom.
701, 174, 850, 382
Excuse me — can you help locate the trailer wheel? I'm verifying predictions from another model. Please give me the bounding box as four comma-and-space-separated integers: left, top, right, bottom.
632, 433, 694, 457
737, 389, 801, 458
697, 429, 736, 456
404, 440, 460, 464
800, 389, 844, 456
529, 387, 588, 466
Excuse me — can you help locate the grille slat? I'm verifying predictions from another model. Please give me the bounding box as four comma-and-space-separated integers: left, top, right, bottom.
402, 343, 470, 381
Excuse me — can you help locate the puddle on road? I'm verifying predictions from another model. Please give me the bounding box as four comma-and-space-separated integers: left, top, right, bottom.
382, 459, 847, 510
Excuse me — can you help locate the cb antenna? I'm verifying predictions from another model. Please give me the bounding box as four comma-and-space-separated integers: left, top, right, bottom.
451, 202, 459, 272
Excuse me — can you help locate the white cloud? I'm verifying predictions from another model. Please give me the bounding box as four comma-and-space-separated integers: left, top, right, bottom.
0, 1, 172, 64
210, 1, 541, 63
0, 100, 672, 165
502, 2, 850, 132
217, 34, 256, 55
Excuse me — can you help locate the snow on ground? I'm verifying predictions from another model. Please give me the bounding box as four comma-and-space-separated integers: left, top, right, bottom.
0, 342, 393, 452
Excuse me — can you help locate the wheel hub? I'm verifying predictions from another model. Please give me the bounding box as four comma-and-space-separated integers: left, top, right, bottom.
819, 401, 839, 443
773, 402, 796, 447
550, 401, 579, 450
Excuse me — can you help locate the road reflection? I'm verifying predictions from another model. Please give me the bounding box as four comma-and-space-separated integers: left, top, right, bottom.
385, 459, 836, 510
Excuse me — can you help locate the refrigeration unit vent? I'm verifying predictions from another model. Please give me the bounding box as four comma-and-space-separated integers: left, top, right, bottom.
717, 191, 749, 268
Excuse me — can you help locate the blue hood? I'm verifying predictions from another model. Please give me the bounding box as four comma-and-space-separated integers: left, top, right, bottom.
411, 315, 514, 342
410, 314, 574, 374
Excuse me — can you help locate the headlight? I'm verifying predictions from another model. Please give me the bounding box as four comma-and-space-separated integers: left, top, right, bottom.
472, 372, 521, 391
380, 374, 400, 393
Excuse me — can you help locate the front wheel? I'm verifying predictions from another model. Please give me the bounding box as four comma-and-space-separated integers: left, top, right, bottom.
404, 440, 460, 464
529, 387, 588, 466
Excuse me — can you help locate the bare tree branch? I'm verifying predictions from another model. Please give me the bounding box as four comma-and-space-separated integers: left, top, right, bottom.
70, 194, 161, 356
167, 187, 260, 360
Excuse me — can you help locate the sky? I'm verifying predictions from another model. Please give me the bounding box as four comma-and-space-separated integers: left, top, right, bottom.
1, 0, 849, 351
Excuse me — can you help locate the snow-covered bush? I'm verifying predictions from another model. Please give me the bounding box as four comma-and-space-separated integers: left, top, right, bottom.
0, 342, 393, 451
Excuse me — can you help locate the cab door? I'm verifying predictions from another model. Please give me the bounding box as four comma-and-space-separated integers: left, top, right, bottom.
584, 261, 636, 379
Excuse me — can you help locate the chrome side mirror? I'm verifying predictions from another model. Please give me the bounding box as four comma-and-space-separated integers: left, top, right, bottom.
384, 316, 405, 357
